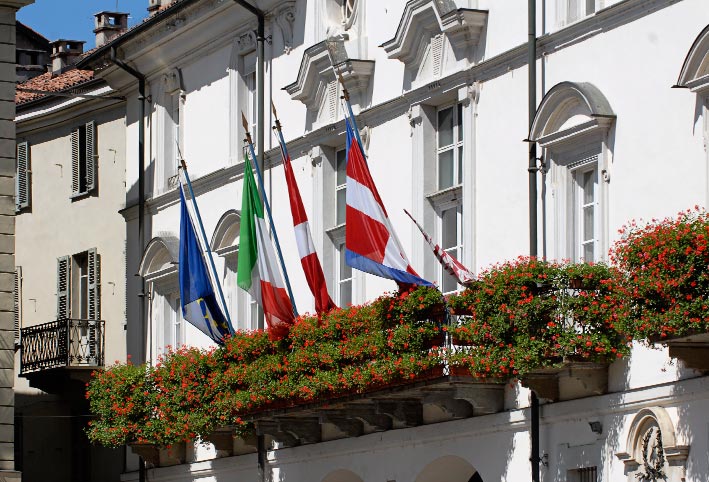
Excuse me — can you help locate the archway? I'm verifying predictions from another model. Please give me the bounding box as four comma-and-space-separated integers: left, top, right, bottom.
414, 455, 483, 482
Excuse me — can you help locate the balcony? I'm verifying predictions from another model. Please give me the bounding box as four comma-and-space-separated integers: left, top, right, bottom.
20, 319, 105, 393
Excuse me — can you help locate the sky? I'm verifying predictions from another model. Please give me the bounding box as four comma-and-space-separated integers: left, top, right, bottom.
17, 0, 150, 49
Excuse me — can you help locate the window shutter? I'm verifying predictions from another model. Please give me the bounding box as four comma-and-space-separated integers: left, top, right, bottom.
57, 256, 70, 320
85, 121, 96, 193
16, 142, 29, 211
87, 248, 100, 321
13, 267, 21, 346
71, 129, 80, 196
431, 34, 444, 77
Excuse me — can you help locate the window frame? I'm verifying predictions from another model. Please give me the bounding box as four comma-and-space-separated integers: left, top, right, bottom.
56, 248, 100, 321
15, 141, 30, 212
436, 201, 464, 294
436, 102, 464, 191
557, 0, 598, 27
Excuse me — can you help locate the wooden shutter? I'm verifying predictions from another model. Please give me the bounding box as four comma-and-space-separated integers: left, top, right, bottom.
57, 256, 70, 319
16, 142, 29, 211
13, 267, 21, 345
71, 129, 80, 196
85, 121, 96, 193
87, 248, 100, 320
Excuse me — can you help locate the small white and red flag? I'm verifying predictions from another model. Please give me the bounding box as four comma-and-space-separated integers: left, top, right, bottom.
275, 126, 337, 314
404, 209, 476, 287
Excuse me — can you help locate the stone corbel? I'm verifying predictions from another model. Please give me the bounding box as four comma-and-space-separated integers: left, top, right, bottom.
236, 29, 257, 55
457, 82, 480, 106
273, 2, 296, 54
409, 104, 423, 136
163, 67, 182, 94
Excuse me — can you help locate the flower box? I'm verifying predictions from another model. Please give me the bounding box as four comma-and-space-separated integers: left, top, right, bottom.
129, 441, 186, 467
450, 335, 474, 346
423, 332, 446, 349
449, 306, 474, 316
521, 361, 609, 402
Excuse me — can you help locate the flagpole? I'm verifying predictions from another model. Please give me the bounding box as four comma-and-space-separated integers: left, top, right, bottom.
242, 114, 299, 318
179, 159, 235, 335
337, 73, 366, 152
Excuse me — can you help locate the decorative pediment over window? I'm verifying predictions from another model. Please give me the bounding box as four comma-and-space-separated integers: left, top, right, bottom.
139, 235, 179, 281
283, 38, 374, 112
615, 407, 689, 482
380, 0, 487, 67
676, 24, 709, 92
529, 81, 615, 148
211, 210, 240, 256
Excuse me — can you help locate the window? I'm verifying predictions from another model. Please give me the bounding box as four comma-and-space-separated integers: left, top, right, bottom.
245, 70, 257, 147
568, 466, 597, 482
558, 0, 596, 26
340, 0, 356, 27
336, 241, 352, 306
71, 121, 97, 198
572, 162, 598, 262
15, 142, 30, 212
163, 294, 184, 349
439, 205, 463, 294
163, 92, 181, 191
437, 103, 463, 190
56, 249, 100, 320
335, 147, 347, 225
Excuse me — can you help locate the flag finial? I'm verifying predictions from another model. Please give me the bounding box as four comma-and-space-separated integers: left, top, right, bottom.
338, 73, 350, 102
272, 101, 282, 132
241, 111, 253, 144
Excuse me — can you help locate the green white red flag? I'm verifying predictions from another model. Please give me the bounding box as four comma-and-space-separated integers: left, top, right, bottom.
237, 154, 295, 339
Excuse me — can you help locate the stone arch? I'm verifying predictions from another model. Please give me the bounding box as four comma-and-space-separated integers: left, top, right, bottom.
138, 235, 179, 280
529, 81, 615, 147
414, 455, 482, 482
676, 24, 709, 92
321, 469, 364, 482
211, 209, 240, 254
615, 407, 689, 481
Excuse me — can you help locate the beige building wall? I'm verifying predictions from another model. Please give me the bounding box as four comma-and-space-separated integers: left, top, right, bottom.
14, 95, 126, 482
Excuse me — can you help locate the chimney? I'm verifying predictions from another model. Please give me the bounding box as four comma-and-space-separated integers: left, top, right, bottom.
50, 40, 85, 73
147, 0, 167, 16
94, 11, 129, 48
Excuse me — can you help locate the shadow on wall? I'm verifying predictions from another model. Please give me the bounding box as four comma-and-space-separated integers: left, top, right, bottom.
414, 455, 485, 482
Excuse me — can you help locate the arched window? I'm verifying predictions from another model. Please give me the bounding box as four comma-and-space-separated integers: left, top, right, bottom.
529, 81, 615, 263
211, 210, 260, 331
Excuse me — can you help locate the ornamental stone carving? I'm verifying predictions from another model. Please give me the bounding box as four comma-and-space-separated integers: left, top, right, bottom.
273, 2, 296, 54
615, 407, 688, 482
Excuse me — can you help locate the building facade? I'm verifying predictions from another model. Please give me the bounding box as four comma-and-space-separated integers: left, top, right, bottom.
62, 0, 709, 481
13, 20, 128, 482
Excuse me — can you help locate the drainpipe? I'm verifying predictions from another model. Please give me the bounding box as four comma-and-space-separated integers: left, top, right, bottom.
231, 5, 266, 476
111, 44, 148, 482
527, 2, 541, 482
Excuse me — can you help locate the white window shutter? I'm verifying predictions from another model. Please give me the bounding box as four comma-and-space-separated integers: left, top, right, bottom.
57, 256, 70, 320
327, 80, 337, 122
15, 142, 29, 212
71, 129, 80, 196
85, 121, 97, 193
13, 267, 21, 346
87, 248, 100, 320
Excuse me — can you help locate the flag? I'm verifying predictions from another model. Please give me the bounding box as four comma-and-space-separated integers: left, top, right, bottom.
344, 117, 432, 287
278, 138, 337, 314
237, 154, 295, 340
404, 209, 476, 286
178, 186, 231, 344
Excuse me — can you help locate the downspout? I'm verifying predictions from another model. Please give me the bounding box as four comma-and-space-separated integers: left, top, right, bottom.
231, 4, 267, 479
110, 46, 147, 482
527, 2, 541, 482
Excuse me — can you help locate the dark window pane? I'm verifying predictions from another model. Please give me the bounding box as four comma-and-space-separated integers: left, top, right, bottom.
442, 208, 457, 249
438, 107, 453, 148
438, 150, 454, 190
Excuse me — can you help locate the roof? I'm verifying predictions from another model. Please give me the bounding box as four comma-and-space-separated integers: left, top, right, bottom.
15, 68, 95, 105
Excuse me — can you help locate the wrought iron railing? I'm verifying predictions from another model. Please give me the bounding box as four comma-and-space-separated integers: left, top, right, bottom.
20, 319, 105, 374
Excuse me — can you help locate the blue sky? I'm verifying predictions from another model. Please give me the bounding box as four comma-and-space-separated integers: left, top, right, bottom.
18, 0, 149, 48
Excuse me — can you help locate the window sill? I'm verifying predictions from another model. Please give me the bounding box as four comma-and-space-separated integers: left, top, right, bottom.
70, 191, 94, 201
426, 184, 462, 206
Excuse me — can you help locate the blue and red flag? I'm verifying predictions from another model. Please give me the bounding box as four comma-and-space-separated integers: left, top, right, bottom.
344, 117, 432, 286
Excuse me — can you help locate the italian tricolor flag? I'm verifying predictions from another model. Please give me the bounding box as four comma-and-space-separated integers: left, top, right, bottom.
237, 154, 295, 339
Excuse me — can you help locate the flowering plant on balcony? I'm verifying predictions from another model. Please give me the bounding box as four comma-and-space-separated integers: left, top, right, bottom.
612, 207, 709, 341
447, 258, 630, 378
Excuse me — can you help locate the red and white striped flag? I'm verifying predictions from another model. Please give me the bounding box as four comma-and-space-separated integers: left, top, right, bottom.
404, 209, 476, 287
276, 135, 337, 314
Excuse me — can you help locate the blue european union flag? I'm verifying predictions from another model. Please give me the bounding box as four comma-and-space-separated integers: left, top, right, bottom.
178, 188, 230, 344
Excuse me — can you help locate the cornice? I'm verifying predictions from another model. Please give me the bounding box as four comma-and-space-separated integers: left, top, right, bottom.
283, 38, 374, 111
381, 0, 488, 65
